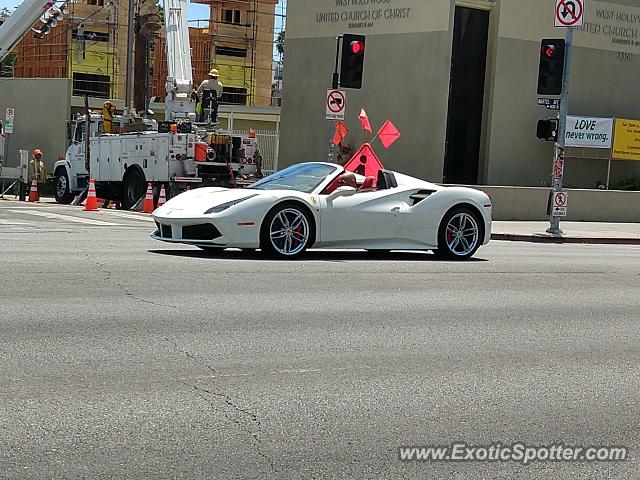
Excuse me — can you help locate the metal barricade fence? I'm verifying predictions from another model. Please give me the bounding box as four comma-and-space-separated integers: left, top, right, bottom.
231, 129, 279, 175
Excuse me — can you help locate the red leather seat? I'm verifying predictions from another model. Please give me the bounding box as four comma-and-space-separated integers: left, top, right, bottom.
324, 172, 357, 194
359, 176, 376, 191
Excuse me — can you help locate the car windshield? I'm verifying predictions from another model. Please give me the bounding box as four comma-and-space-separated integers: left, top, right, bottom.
248, 163, 339, 193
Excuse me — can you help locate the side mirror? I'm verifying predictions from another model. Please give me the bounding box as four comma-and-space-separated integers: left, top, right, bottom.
330, 185, 357, 197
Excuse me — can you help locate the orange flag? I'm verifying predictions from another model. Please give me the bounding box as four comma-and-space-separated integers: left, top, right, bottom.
377, 120, 401, 149
358, 108, 372, 133
332, 121, 349, 145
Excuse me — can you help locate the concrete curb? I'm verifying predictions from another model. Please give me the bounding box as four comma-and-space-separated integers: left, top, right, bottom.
491, 233, 640, 246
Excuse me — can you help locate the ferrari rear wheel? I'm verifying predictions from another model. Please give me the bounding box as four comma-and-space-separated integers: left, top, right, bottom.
261, 203, 312, 259
436, 207, 482, 260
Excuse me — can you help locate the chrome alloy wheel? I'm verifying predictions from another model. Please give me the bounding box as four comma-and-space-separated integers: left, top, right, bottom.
445, 212, 480, 256
269, 208, 310, 256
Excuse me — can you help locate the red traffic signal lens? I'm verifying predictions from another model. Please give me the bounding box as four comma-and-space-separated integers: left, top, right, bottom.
350, 41, 364, 55
543, 46, 555, 58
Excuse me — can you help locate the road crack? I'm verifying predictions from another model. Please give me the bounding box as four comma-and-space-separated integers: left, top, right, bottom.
82, 251, 178, 310
81, 250, 273, 471
166, 336, 274, 472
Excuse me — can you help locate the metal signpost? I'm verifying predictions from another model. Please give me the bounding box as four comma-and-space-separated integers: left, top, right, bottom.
547, 0, 584, 234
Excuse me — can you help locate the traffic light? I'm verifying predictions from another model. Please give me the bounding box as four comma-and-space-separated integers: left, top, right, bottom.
537, 39, 565, 96
536, 118, 559, 142
340, 34, 366, 89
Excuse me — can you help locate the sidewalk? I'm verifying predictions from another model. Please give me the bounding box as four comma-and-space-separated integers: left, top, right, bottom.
492, 221, 640, 245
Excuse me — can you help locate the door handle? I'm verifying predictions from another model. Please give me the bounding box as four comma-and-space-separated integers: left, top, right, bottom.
390, 207, 400, 212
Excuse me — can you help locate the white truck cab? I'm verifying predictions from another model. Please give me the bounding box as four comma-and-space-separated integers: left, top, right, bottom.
53, 114, 158, 206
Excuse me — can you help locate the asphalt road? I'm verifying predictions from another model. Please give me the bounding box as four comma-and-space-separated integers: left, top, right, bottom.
0, 200, 638, 479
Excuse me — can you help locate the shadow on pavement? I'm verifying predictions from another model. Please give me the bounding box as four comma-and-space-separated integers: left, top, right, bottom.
148, 248, 489, 262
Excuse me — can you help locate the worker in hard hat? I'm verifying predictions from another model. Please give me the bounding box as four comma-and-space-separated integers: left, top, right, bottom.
102, 101, 117, 134
29, 149, 47, 192
196, 68, 223, 124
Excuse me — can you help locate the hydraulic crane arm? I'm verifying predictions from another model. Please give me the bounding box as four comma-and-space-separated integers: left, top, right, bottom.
164, 0, 195, 121
0, 0, 61, 62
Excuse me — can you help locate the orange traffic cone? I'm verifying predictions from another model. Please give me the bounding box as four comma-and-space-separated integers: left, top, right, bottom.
83, 179, 99, 211
157, 184, 167, 207
142, 182, 155, 213
28, 178, 39, 202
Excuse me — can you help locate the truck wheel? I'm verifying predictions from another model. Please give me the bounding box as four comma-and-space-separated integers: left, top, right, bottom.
122, 169, 146, 210
54, 169, 74, 204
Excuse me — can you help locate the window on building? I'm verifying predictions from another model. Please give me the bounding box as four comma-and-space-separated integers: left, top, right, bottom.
86, 0, 105, 6
222, 9, 241, 25
215, 46, 247, 58
220, 87, 247, 105
73, 72, 110, 98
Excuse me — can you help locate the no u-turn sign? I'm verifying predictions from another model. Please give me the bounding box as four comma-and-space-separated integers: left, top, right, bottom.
555, 0, 584, 27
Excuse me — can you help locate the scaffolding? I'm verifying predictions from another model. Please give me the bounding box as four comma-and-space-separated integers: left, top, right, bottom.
12, 0, 124, 100
10, 0, 287, 107
152, 0, 286, 108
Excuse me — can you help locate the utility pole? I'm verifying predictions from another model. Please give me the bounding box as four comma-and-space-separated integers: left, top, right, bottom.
328, 36, 342, 163
124, 0, 136, 122
547, 27, 573, 235
134, 30, 148, 114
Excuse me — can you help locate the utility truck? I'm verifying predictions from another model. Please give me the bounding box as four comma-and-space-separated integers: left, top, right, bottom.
54, 114, 259, 208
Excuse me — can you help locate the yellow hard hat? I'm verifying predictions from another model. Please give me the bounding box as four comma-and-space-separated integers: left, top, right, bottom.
209, 68, 219, 77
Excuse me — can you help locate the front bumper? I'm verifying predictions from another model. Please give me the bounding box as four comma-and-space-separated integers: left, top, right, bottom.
151, 214, 260, 248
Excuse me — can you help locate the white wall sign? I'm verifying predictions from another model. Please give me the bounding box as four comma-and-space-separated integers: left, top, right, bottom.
565, 116, 613, 148
288, 0, 450, 39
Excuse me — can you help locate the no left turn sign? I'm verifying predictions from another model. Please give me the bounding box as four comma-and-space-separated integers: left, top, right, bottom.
326, 89, 346, 120
555, 0, 584, 27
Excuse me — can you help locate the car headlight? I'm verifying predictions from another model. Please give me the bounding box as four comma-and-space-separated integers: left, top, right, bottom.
204, 194, 258, 214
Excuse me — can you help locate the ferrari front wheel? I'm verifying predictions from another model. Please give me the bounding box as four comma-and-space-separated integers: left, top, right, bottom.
436, 207, 482, 260
261, 203, 312, 259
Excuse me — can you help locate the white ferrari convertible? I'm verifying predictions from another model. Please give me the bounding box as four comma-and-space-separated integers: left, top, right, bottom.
151, 162, 492, 259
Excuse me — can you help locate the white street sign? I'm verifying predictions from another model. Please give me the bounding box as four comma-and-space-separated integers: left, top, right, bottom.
4, 107, 14, 134
553, 206, 567, 216
326, 89, 346, 121
555, 0, 584, 28
552, 191, 568, 217
565, 116, 613, 148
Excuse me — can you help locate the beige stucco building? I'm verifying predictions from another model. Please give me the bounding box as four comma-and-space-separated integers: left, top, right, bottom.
280, 0, 640, 187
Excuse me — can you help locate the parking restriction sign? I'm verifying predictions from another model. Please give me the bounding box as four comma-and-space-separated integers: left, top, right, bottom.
4, 107, 15, 134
